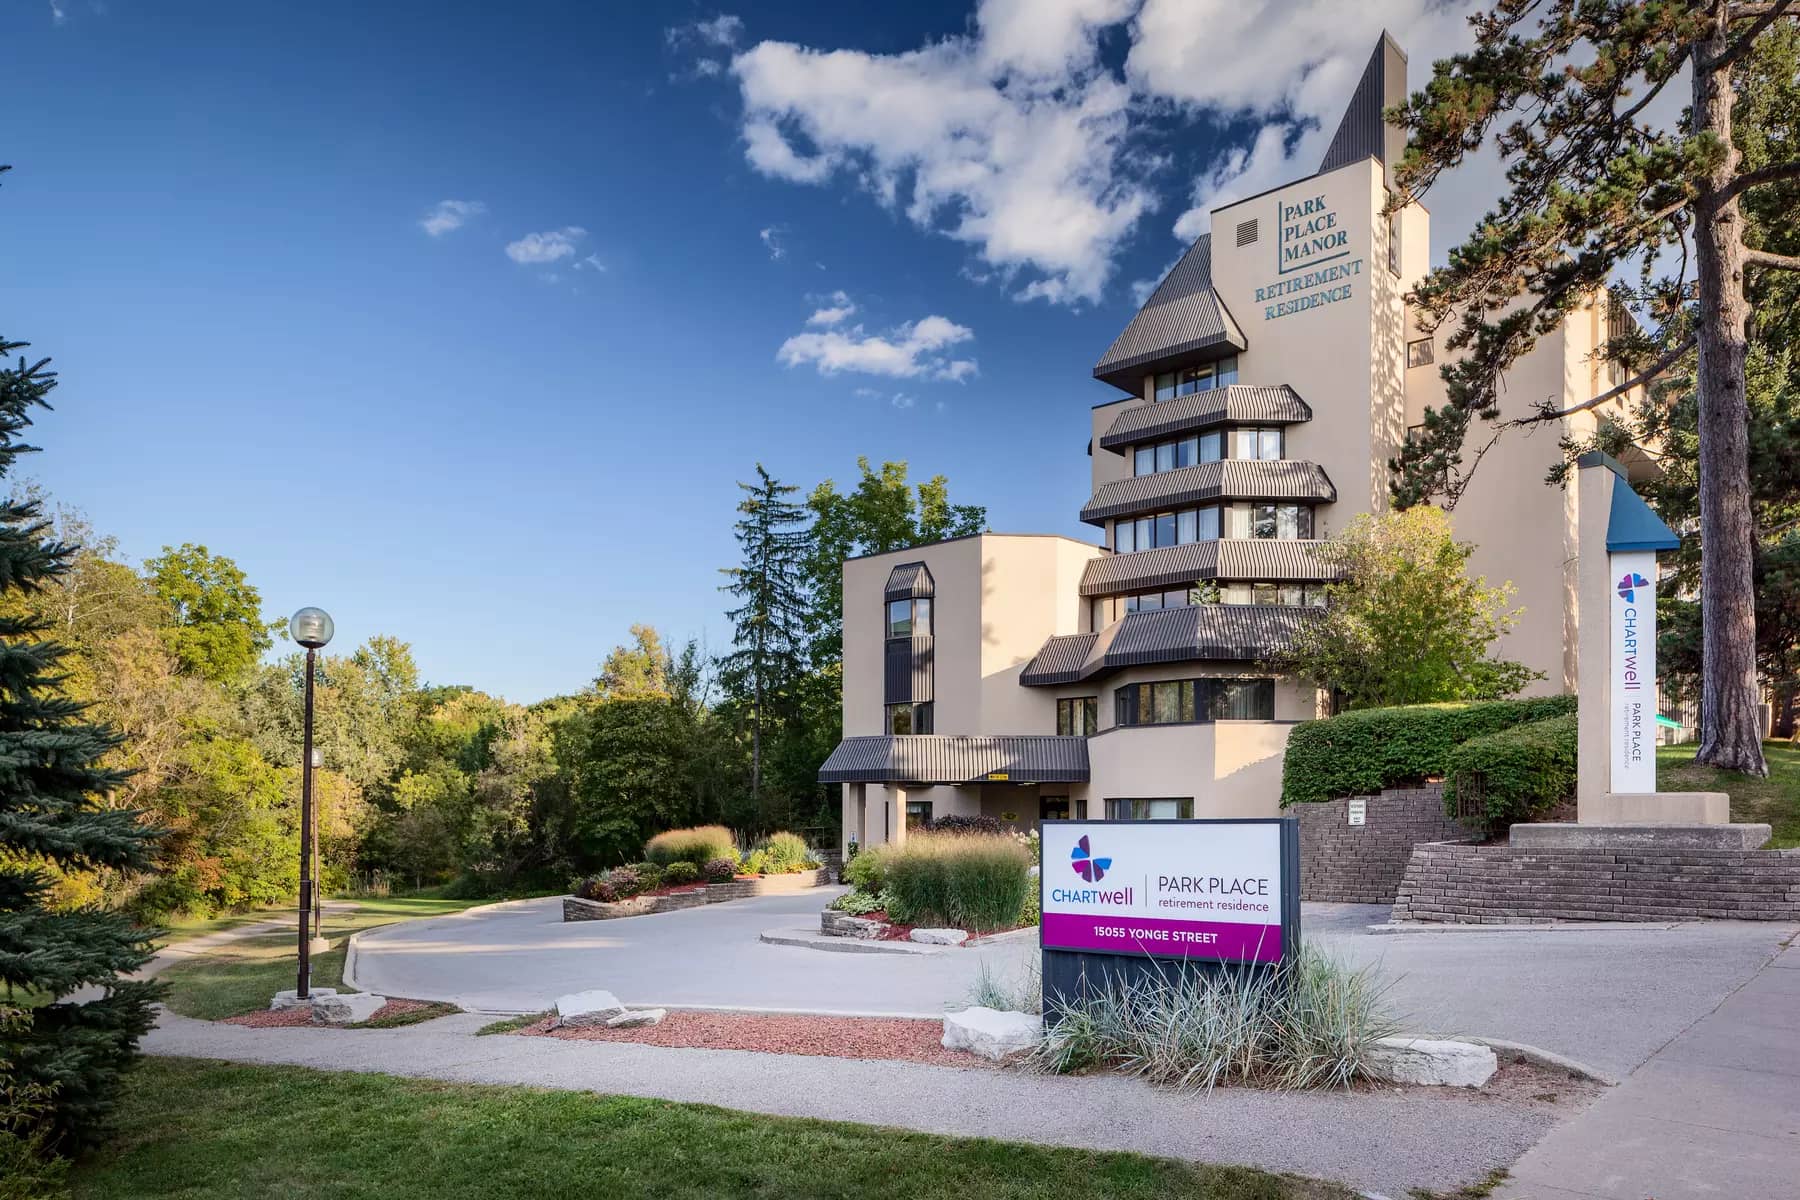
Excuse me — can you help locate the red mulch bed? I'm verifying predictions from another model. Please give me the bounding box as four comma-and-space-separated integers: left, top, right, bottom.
855, 911, 1029, 942
519, 1009, 994, 1068
221, 997, 439, 1028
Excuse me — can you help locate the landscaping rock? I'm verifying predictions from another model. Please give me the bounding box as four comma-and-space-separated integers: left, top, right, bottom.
310, 992, 386, 1025
910, 928, 969, 946
604, 1007, 667, 1029
555, 989, 629, 1027
820, 910, 887, 939
1369, 1037, 1498, 1087
269, 987, 336, 1011
942, 1006, 1042, 1060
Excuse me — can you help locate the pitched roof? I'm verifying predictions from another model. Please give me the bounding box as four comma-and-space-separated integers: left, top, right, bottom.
1019, 605, 1318, 686
1319, 33, 1408, 184
883, 562, 936, 600
1098, 385, 1313, 452
818, 735, 1090, 784
1079, 460, 1336, 524
1092, 235, 1246, 392
1078, 539, 1335, 596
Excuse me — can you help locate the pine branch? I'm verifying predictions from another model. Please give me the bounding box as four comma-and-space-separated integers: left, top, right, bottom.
1724, 157, 1800, 199
1713, 2, 1796, 71
1745, 247, 1800, 270
1516, 335, 1698, 422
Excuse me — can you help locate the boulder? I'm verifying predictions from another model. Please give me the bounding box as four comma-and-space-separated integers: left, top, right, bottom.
311, 992, 387, 1026
269, 987, 336, 1011
555, 989, 628, 1027
604, 1007, 667, 1029
910, 927, 969, 946
1370, 1037, 1498, 1087
942, 1006, 1042, 1060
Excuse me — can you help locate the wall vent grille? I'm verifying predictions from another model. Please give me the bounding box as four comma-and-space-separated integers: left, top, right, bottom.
1235, 219, 1258, 247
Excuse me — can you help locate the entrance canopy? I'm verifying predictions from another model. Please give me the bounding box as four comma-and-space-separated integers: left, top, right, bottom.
819, 735, 1090, 784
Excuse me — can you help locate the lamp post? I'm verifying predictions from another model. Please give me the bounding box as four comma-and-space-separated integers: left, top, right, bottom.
290, 606, 334, 1000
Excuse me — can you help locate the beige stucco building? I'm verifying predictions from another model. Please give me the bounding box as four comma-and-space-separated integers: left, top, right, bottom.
819, 35, 1641, 852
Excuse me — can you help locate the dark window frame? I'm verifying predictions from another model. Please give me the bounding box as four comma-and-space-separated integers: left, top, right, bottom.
1104, 797, 1195, 820
1113, 677, 1277, 726
886, 701, 935, 735
1056, 696, 1099, 737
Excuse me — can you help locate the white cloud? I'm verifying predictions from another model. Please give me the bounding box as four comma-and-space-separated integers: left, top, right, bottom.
806, 290, 856, 326
49, 0, 66, 24
419, 199, 485, 237
504, 227, 587, 265
853, 386, 882, 399
778, 307, 977, 380
731, 0, 1154, 305
759, 225, 787, 259
891, 393, 916, 409
667, 12, 744, 80
575, 253, 606, 272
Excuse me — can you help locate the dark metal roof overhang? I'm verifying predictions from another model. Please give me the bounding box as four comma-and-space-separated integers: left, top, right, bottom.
1079, 460, 1337, 525
1097, 386, 1313, 453
818, 735, 1090, 784
1092, 234, 1247, 393
1078, 540, 1335, 597
1020, 605, 1318, 687
883, 562, 935, 600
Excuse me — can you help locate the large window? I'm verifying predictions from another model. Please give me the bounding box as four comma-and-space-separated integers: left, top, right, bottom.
1114, 677, 1276, 726
1123, 587, 1201, 613
1233, 427, 1284, 460
1220, 582, 1327, 607
1056, 696, 1099, 736
886, 597, 932, 638
905, 800, 934, 830
1154, 356, 1239, 402
1114, 504, 1221, 552
1105, 797, 1194, 820
1132, 431, 1224, 476
1226, 502, 1313, 540
886, 701, 934, 734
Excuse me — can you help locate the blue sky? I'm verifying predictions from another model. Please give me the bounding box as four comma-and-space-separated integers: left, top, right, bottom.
4, 0, 1488, 701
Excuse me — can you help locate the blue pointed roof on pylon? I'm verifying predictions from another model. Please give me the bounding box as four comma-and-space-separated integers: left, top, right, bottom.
1577, 452, 1680, 553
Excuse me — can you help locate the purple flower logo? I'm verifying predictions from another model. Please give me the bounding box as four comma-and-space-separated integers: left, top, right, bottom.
1070, 835, 1112, 883
1617, 572, 1649, 603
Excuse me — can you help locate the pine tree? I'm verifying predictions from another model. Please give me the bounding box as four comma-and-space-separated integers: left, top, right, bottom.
1388, 1, 1800, 776
0, 235, 164, 1144
718, 465, 811, 808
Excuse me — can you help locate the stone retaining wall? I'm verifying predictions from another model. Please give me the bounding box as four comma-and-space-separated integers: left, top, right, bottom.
1393, 842, 1800, 923
703, 866, 833, 902
562, 891, 709, 922
1293, 784, 1472, 904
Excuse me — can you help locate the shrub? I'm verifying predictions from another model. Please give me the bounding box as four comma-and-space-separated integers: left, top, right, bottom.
574, 876, 618, 903
827, 889, 884, 915
1445, 712, 1579, 830
925, 814, 1004, 836
645, 825, 738, 868
603, 866, 644, 900
741, 849, 769, 876
760, 831, 810, 873
1281, 695, 1577, 806
876, 887, 912, 924
1028, 947, 1400, 1092
630, 862, 665, 892
842, 845, 889, 894
883, 833, 1032, 932
702, 857, 737, 883
663, 861, 700, 886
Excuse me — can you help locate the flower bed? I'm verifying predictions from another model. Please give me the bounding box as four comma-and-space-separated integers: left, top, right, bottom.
221, 998, 455, 1028
515, 1009, 995, 1068
563, 867, 833, 922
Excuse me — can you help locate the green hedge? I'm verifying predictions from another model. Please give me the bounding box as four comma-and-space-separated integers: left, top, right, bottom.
1280, 696, 1576, 806
1444, 712, 1578, 828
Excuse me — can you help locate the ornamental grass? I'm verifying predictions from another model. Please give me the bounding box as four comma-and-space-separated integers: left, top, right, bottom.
882, 833, 1032, 932
644, 825, 738, 868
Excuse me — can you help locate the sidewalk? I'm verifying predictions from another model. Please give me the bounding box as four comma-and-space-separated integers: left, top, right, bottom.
1499, 940, 1800, 1199
142, 1007, 1569, 1197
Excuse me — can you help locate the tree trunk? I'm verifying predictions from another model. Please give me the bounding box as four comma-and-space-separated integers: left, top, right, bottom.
1690, 4, 1768, 777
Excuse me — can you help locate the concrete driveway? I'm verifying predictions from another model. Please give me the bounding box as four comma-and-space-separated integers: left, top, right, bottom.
350, 891, 1795, 1077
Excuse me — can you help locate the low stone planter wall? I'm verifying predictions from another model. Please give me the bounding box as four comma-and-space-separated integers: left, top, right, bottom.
1393, 843, 1800, 923
1293, 784, 1475, 905
703, 866, 833, 903
820, 909, 886, 939
563, 892, 709, 922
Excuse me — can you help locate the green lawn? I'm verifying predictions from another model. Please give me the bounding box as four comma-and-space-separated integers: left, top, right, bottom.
73, 1058, 1351, 1200
158, 896, 487, 1020
1659, 739, 1800, 847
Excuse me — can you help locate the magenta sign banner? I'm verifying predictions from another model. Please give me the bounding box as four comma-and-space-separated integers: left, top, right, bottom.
1039, 820, 1295, 966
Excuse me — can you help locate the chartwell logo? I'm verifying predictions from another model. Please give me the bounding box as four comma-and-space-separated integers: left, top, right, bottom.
1618, 572, 1649, 603
1070, 835, 1112, 883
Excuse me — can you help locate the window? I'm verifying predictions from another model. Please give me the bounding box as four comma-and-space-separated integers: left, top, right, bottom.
1040, 796, 1071, 821
1406, 337, 1435, 368
886, 702, 934, 734
1387, 211, 1401, 276
1056, 696, 1099, 737
1220, 582, 1326, 607
1133, 434, 1221, 477
1123, 586, 1202, 614
1234, 427, 1283, 460
1105, 797, 1194, 820
1114, 677, 1276, 725
1153, 356, 1239, 401
1114, 505, 1221, 553
886, 597, 931, 639
1229, 502, 1313, 539
906, 800, 934, 830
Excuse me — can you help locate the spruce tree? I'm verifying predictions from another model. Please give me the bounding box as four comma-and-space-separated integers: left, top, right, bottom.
1388, 0, 1800, 775
718, 464, 810, 807
0, 266, 163, 1143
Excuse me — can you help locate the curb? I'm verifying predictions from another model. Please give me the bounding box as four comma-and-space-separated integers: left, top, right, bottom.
1366, 921, 1684, 935
965, 926, 1039, 947
758, 928, 942, 955
1465, 1036, 1617, 1086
